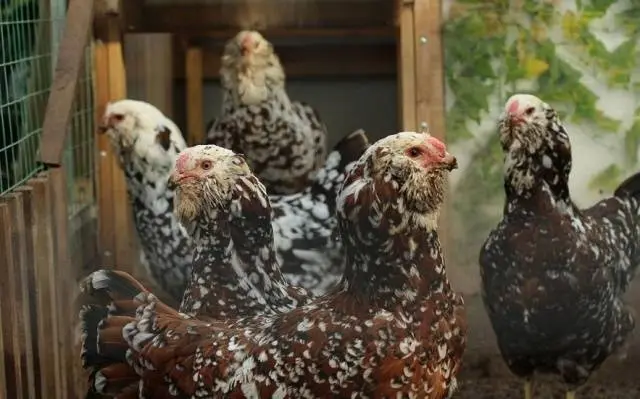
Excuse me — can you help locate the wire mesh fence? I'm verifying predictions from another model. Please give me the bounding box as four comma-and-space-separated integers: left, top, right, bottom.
0, 0, 49, 195
64, 43, 96, 218
1, 0, 96, 215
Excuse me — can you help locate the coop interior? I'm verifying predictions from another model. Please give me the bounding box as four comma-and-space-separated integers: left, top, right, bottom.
1, 0, 640, 398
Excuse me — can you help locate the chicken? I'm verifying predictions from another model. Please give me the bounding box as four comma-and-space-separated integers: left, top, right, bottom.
479, 93, 640, 399
100, 99, 369, 301
206, 30, 327, 195
168, 144, 309, 319
79, 131, 467, 398
100, 99, 191, 301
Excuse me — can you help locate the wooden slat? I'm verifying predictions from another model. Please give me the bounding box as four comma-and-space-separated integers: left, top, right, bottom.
25, 177, 64, 399
95, 17, 137, 273
94, 37, 116, 267
397, 0, 416, 131
39, 0, 95, 166
0, 270, 5, 398
126, 2, 395, 34
0, 201, 26, 398
186, 46, 204, 145
48, 169, 72, 397
174, 42, 397, 79
5, 192, 38, 399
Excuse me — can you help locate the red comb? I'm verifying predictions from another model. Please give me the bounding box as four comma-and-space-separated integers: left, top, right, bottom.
507, 99, 520, 114
426, 135, 446, 156
175, 152, 190, 174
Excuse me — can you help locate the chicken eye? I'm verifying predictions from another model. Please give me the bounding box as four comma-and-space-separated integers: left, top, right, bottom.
525, 107, 535, 116
407, 147, 422, 158
112, 113, 124, 122
201, 160, 212, 170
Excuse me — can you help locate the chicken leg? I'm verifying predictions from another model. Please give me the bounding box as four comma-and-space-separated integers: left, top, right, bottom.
566, 391, 576, 399
524, 379, 533, 399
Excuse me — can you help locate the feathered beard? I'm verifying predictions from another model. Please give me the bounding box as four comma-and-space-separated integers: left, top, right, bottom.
398, 167, 448, 214
173, 179, 227, 235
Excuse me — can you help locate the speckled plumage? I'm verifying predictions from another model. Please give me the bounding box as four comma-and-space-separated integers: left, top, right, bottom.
479, 93, 640, 392
206, 30, 327, 195
79, 132, 466, 399
170, 144, 309, 319
103, 100, 369, 301
100, 99, 192, 300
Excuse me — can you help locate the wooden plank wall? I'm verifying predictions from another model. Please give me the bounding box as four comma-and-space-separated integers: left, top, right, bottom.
0, 173, 81, 398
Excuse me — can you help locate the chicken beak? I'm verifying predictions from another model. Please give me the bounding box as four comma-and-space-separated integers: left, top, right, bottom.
442, 153, 458, 171
97, 125, 109, 134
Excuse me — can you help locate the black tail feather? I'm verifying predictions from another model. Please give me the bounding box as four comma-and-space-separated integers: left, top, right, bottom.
614, 171, 640, 199
308, 128, 370, 203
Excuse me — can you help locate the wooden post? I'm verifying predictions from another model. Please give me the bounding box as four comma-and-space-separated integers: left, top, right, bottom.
411, 0, 450, 257
185, 45, 204, 145
397, 0, 449, 252
397, 0, 416, 132
94, 8, 136, 274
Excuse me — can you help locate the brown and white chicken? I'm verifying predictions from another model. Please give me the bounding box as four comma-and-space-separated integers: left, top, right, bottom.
79, 131, 466, 398
206, 30, 327, 195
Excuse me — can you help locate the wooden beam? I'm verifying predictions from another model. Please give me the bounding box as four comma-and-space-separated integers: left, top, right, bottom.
412, 0, 450, 259
174, 43, 397, 79
94, 16, 136, 274
178, 27, 395, 41
185, 46, 204, 145
397, 1, 416, 131
39, 0, 94, 166
125, 2, 395, 34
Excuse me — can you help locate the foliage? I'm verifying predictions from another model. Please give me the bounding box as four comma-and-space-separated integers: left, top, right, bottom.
443, 0, 640, 266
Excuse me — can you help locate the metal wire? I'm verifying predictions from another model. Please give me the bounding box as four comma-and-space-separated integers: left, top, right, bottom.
0, 0, 96, 218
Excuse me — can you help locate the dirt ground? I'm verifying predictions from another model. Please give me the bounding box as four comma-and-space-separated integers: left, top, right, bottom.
455, 377, 640, 398
451, 290, 640, 399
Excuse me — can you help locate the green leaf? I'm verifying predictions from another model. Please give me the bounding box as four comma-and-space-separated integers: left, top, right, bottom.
588, 164, 623, 193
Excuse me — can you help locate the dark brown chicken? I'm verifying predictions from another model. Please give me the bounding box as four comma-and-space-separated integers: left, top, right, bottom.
480, 93, 640, 399
79, 132, 466, 398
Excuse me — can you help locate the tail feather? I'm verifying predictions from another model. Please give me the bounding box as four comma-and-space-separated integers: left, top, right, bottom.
614, 171, 640, 199
79, 269, 175, 397
308, 128, 370, 205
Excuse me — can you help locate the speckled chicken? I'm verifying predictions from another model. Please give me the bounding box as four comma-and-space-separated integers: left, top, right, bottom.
206, 30, 327, 195
168, 144, 310, 320
99, 99, 191, 300
479, 93, 640, 399
79, 131, 466, 398
100, 99, 369, 300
